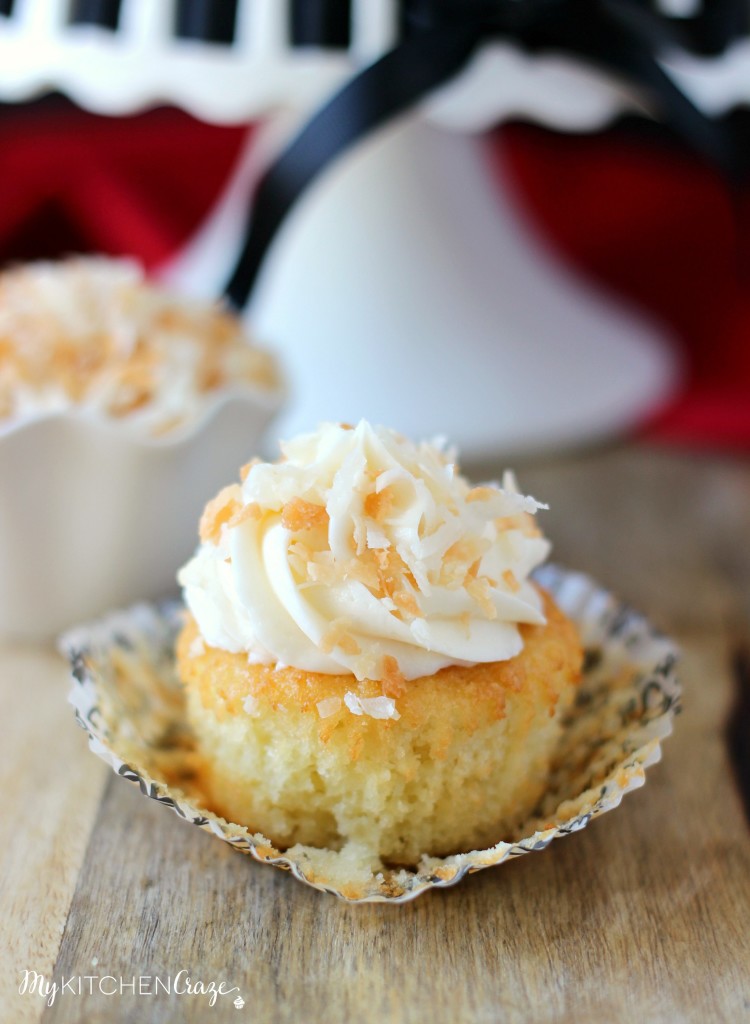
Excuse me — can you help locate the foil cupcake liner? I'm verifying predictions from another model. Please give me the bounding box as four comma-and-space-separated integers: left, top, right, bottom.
62, 565, 681, 903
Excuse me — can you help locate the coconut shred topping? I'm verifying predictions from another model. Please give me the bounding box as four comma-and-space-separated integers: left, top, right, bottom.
179, 421, 551, 688
0, 257, 279, 435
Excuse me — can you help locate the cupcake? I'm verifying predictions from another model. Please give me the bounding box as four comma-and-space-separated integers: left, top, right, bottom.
0, 256, 279, 436
0, 256, 282, 639
177, 421, 581, 873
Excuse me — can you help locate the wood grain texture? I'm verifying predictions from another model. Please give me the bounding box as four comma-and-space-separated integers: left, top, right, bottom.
3, 445, 750, 1023
0, 645, 109, 1024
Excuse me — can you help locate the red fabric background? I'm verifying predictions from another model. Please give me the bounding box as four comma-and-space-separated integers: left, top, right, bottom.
0, 101, 248, 268
0, 99, 747, 448
497, 122, 750, 449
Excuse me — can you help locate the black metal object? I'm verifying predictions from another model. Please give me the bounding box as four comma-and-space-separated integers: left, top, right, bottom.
225, 0, 744, 309
174, 0, 239, 45
655, 0, 749, 56
290, 0, 351, 49
69, 0, 122, 30
728, 646, 750, 829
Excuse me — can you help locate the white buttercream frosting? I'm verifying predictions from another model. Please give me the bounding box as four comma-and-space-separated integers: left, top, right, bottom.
179, 421, 551, 682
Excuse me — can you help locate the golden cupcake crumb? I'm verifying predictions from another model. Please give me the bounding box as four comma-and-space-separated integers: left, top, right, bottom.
176, 589, 582, 865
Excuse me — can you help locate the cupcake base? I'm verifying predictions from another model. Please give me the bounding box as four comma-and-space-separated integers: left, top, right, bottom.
177, 591, 581, 866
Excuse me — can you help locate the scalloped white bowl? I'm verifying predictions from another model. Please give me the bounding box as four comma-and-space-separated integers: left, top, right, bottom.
0, 389, 280, 641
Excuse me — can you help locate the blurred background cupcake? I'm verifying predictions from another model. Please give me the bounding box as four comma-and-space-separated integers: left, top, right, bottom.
0, 256, 282, 639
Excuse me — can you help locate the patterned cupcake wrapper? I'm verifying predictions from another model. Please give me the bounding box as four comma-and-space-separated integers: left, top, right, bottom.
61, 564, 681, 903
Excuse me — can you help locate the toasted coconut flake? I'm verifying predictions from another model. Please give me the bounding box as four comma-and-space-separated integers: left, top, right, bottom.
199, 484, 243, 544
364, 485, 396, 522
372, 547, 411, 600
306, 561, 338, 586
496, 513, 542, 538
150, 414, 184, 437
374, 549, 390, 571
466, 558, 481, 580
344, 557, 381, 591
188, 634, 205, 658
289, 540, 313, 561
281, 497, 329, 532
444, 537, 488, 567
196, 354, 224, 392
344, 692, 400, 721
320, 619, 360, 656
289, 541, 314, 579
381, 655, 406, 699
466, 486, 497, 503
466, 576, 498, 619
438, 562, 468, 589
503, 569, 521, 592
240, 457, 261, 482
338, 634, 361, 656
521, 516, 543, 538
501, 470, 548, 513
228, 501, 263, 529
316, 696, 342, 719
242, 694, 260, 717
393, 589, 423, 618
366, 523, 390, 550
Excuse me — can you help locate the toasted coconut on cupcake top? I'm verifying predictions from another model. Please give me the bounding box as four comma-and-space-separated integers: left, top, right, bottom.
179, 420, 552, 684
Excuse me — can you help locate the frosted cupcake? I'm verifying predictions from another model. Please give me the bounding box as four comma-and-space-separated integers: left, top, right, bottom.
0, 256, 279, 436
177, 422, 581, 872
0, 256, 282, 639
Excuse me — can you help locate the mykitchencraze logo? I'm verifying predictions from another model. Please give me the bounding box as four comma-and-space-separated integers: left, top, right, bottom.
19, 969, 244, 1009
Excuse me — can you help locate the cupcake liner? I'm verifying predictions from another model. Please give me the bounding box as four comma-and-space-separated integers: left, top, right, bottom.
62, 565, 681, 903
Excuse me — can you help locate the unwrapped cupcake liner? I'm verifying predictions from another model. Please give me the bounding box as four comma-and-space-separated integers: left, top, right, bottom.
62, 565, 681, 903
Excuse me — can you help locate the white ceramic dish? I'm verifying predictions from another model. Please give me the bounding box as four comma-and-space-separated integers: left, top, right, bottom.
0, 388, 280, 641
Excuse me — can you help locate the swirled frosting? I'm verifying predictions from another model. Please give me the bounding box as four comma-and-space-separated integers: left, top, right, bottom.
178, 421, 551, 683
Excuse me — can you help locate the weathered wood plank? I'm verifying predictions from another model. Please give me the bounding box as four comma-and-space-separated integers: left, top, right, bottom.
0, 645, 109, 1024
10, 444, 750, 1023
40, 629, 750, 1024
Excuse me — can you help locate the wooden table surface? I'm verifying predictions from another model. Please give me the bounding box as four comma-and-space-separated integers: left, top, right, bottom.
2, 443, 749, 1024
